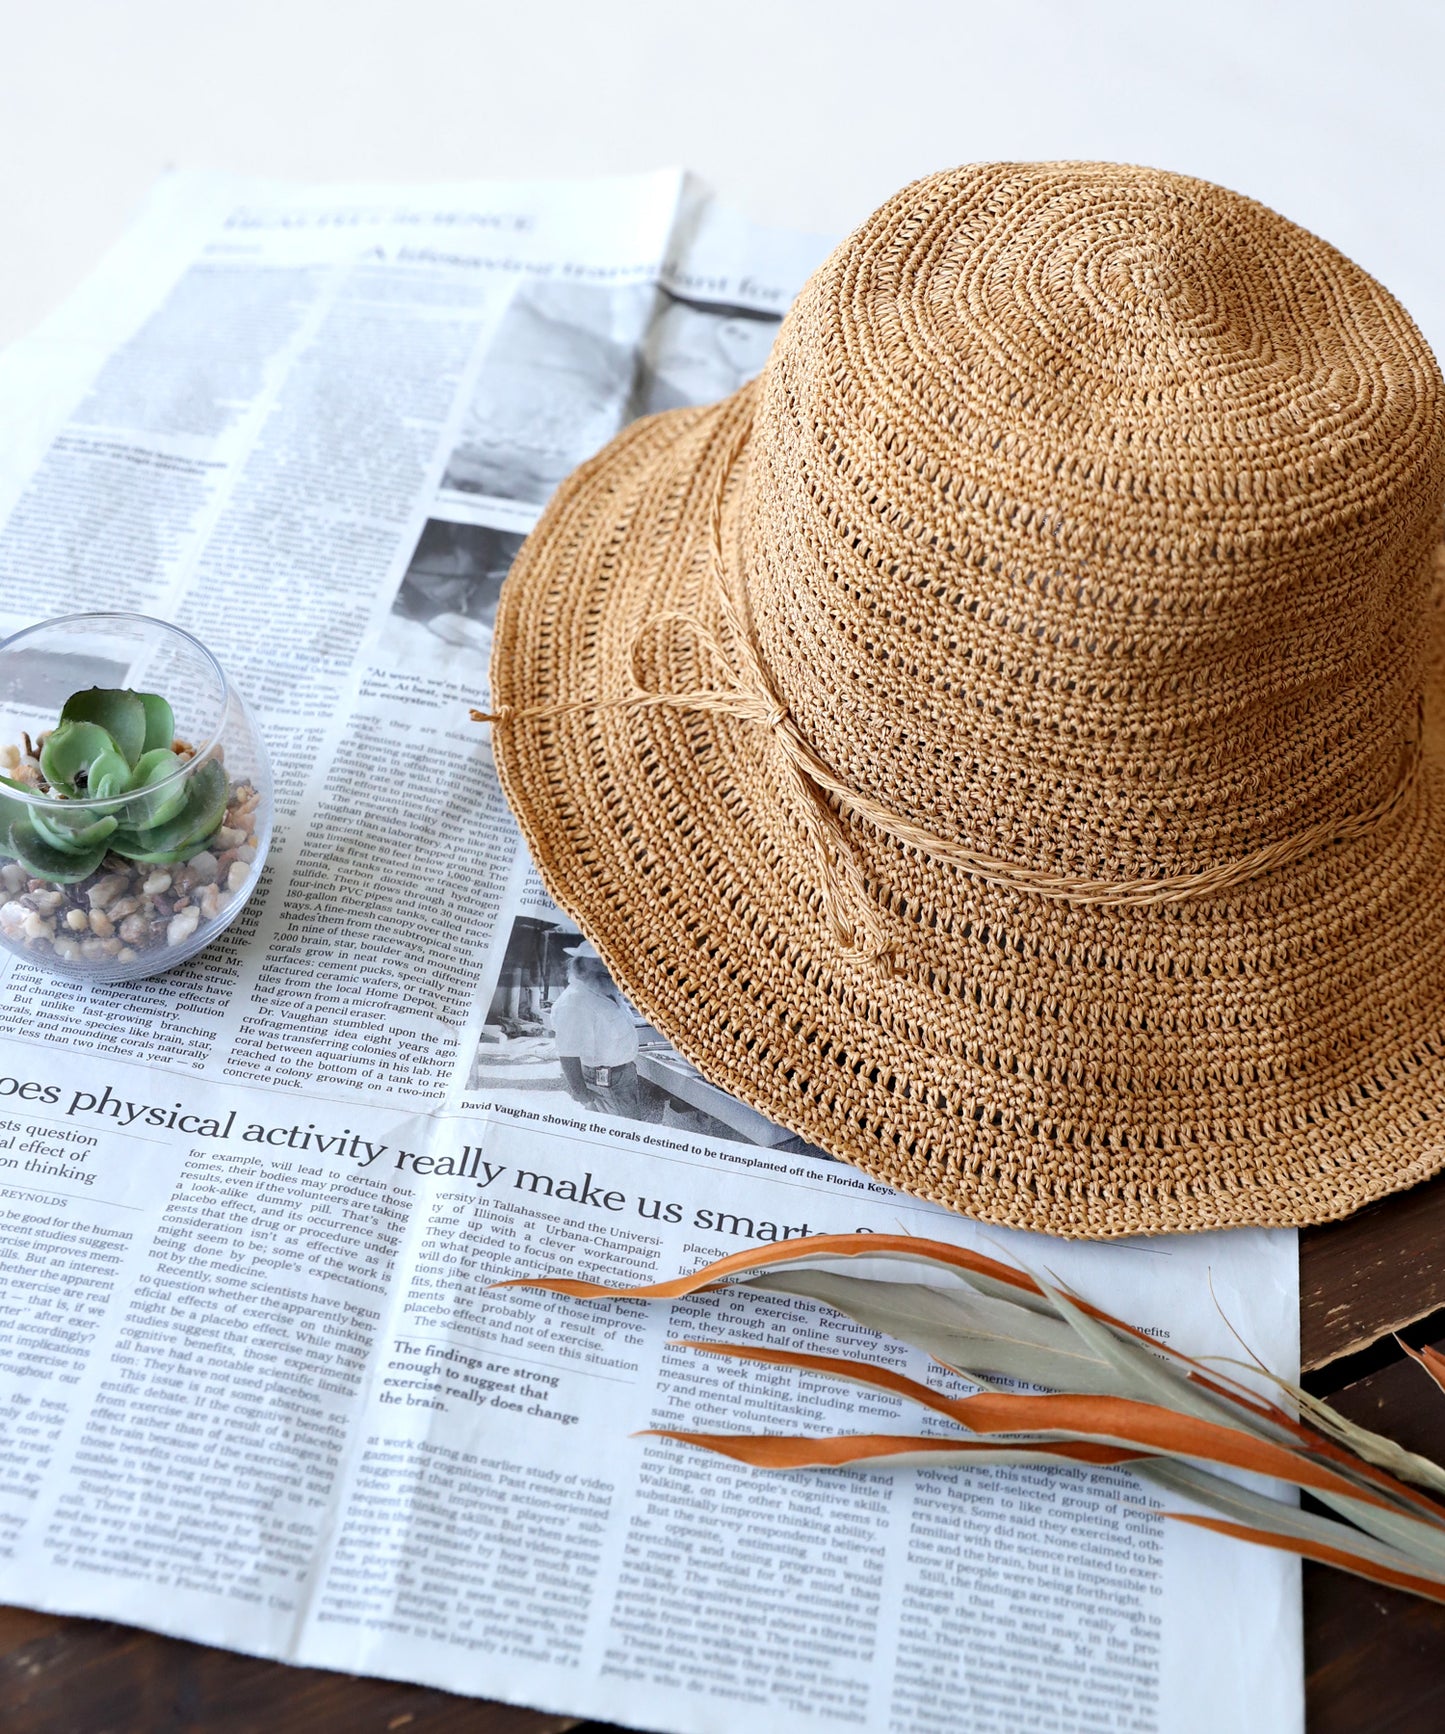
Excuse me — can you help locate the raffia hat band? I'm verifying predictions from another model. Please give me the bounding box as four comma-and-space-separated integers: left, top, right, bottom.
479, 402, 1426, 966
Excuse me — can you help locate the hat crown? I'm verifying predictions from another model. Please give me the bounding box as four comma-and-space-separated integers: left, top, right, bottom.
742, 162, 1445, 880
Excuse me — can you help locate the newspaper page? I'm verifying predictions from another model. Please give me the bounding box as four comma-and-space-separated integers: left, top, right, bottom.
0, 171, 1303, 1734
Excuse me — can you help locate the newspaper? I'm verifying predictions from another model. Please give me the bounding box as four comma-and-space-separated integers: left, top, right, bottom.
0, 171, 1303, 1734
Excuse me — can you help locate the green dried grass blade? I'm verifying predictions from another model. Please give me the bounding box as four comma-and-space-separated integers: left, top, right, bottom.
1295, 1390, 1445, 1498
1308, 1487, 1445, 1574
749, 1270, 1445, 1539
654, 1413, 1445, 1589
677, 1339, 1406, 1513
741, 1271, 1122, 1394
523, 1232, 1445, 1607
747, 1263, 1290, 1447
1139, 1459, 1445, 1583
1029, 1267, 1291, 1441
1206, 1354, 1445, 1499
1167, 1512, 1445, 1606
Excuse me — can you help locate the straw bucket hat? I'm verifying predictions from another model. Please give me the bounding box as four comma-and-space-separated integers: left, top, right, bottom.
486, 162, 1445, 1238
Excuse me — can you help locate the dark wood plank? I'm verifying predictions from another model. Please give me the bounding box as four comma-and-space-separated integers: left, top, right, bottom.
0, 1605, 582, 1734
1304, 1329, 1445, 1734
1299, 1170, 1445, 1369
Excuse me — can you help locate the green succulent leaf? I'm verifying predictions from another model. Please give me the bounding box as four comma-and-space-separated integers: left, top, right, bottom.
60, 689, 148, 768
5, 817, 111, 884
39, 721, 124, 797
3, 688, 220, 881
108, 757, 227, 863
28, 807, 119, 854
124, 749, 186, 828
137, 692, 175, 756
87, 745, 133, 801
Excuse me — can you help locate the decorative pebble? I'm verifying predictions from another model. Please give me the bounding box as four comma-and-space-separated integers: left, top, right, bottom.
2, 772, 259, 970
167, 907, 200, 947
87, 873, 129, 911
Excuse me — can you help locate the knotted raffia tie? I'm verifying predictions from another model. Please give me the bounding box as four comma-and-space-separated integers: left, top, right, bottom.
476, 411, 1425, 969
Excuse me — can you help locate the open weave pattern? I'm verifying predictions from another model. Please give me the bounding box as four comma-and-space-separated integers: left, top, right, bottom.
746, 164, 1443, 878
491, 163, 1445, 1237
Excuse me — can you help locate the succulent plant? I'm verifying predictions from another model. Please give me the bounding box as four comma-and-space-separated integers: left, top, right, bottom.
0, 688, 227, 884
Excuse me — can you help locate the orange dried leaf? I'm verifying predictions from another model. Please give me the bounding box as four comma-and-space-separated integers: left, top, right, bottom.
498, 1231, 1047, 1303
644, 1429, 1143, 1471
504, 1231, 1284, 1416
674, 1338, 965, 1419
676, 1339, 1394, 1510
1401, 1340, 1445, 1400
512, 1232, 1445, 1606
1167, 1513, 1445, 1605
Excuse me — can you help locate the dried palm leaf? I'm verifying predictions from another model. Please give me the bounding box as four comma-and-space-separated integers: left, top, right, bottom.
503, 1232, 1445, 1604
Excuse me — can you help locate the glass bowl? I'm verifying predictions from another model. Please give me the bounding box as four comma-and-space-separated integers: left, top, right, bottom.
0, 613, 272, 982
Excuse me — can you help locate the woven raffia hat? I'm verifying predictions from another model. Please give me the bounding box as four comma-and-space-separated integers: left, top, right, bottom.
488, 162, 1445, 1238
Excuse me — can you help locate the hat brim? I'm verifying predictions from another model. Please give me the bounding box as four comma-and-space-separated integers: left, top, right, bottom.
491, 384, 1445, 1237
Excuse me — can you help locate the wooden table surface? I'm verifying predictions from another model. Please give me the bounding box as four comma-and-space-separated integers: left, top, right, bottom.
6, 1173, 1444, 1734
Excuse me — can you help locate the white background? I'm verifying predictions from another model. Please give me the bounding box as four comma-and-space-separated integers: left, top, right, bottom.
2, 0, 1443, 355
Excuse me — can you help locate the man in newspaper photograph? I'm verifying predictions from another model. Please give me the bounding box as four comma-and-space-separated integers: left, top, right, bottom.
549, 938, 644, 1116
470, 911, 826, 1152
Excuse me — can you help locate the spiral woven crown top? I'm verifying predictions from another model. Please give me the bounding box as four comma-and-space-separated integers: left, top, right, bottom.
741, 162, 1445, 881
